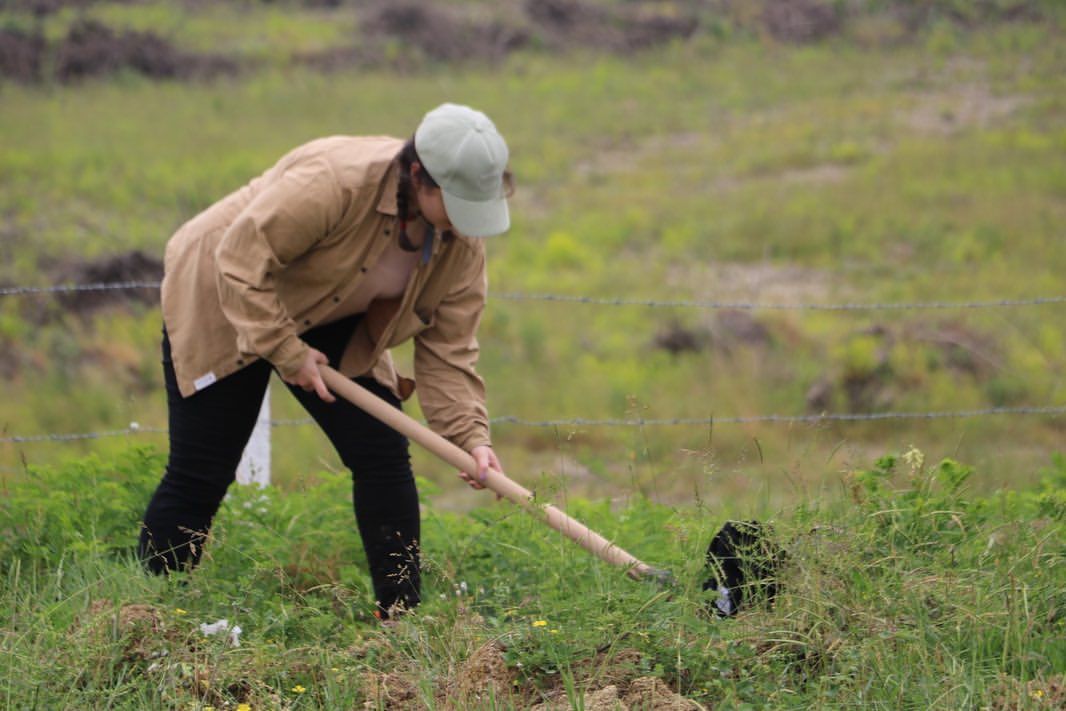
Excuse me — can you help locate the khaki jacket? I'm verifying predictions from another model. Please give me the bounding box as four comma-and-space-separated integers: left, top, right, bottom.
161, 136, 491, 452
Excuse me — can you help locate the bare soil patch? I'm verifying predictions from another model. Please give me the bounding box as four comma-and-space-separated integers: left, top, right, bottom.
303, 0, 697, 71
760, 0, 842, 43
361, 670, 421, 709
438, 640, 519, 709
532, 674, 703, 710
986, 673, 1066, 710
904, 86, 1029, 135
74, 600, 179, 664
0, 27, 45, 82
1, 16, 238, 84
667, 262, 840, 306
777, 163, 853, 186
526, 0, 698, 53
50, 249, 162, 315
363, 2, 528, 63
358, 638, 703, 710
653, 310, 772, 357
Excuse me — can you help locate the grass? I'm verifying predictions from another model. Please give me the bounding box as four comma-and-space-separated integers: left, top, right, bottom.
0, 7, 1064, 703
0, 446, 1062, 708
1, 22, 1063, 503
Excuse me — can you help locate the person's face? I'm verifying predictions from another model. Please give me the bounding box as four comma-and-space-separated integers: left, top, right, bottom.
411, 163, 456, 235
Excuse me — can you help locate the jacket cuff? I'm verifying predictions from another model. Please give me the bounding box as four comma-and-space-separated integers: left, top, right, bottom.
455, 429, 492, 453
268, 334, 309, 379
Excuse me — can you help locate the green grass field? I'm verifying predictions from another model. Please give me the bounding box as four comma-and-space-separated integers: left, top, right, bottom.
1, 447, 1062, 708
1, 1, 1064, 706
2, 18, 1063, 502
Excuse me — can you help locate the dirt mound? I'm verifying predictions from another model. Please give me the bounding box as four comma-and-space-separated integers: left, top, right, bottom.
55, 19, 235, 82
653, 311, 771, 356
654, 322, 708, 356
52, 249, 162, 314
0, 27, 45, 82
760, 0, 841, 43
986, 673, 1066, 710
526, 0, 698, 53
531, 685, 624, 710
10, 1, 100, 15
75, 600, 177, 663
805, 320, 1003, 413
358, 637, 519, 709
624, 676, 703, 709
439, 640, 518, 708
362, 2, 528, 64
361, 670, 420, 709
306, 0, 696, 71
532, 675, 702, 710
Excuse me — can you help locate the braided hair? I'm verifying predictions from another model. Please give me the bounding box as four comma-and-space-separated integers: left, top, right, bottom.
395, 138, 437, 251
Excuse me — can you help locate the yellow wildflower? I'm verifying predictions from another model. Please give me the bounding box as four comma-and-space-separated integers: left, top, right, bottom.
1030, 689, 1044, 700
532, 620, 548, 627
236, 705, 252, 711
174, 608, 187, 615
550, 629, 559, 634
292, 684, 307, 694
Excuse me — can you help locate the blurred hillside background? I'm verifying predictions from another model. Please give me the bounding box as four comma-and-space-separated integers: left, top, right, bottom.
1, 0, 1063, 512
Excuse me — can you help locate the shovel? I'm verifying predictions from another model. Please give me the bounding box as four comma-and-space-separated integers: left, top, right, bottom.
318, 365, 673, 584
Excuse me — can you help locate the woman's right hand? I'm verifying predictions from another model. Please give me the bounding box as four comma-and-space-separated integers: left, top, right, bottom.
283, 347, 336, 402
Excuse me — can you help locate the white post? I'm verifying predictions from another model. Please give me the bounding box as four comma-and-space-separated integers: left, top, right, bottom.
236, 386, 271, 487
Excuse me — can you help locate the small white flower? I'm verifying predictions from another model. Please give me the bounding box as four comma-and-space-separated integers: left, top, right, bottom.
199, 619, 242, 647
129, 421, 140, 431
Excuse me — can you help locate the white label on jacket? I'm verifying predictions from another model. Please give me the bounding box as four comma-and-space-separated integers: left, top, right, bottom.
193, 372, 217, 391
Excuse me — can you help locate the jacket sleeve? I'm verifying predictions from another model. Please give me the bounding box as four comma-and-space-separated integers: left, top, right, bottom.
214, 159, 344, 378
413, 243, 491, 452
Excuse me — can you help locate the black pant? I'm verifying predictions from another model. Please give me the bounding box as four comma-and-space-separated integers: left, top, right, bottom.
138, 316, 420, 616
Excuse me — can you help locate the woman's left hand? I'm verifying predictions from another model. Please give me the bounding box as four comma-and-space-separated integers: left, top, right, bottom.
460, 445, 503, 495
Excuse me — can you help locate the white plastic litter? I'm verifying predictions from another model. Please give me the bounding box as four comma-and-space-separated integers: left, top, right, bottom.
714, 585, 735, 616
199, 618, 242, 647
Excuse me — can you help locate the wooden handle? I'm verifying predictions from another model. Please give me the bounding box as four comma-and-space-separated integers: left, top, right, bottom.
319, 366, 655, 580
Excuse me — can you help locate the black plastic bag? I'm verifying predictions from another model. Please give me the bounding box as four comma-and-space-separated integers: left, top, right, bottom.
703, 520, 785, 616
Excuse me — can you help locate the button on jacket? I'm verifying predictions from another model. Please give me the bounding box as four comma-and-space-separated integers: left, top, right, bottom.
161, 136, 491, 452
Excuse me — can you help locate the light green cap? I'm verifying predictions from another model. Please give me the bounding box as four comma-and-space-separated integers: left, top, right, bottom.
414, 103, 510, 238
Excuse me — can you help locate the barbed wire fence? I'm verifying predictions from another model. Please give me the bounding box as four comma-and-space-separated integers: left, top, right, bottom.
2, 405, 1064, 445
3, 280, 1066, 311
2, 280, 1064, 480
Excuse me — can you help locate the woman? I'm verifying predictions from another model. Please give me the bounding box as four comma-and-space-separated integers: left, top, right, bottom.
139, 103, 512, 619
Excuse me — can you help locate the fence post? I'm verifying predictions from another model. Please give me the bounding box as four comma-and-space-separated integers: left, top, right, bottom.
236, 386, 271, 487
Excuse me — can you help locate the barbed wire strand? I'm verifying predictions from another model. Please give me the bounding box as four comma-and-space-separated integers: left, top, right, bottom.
0, 281, 161, 296
2, 405, 1062, 444
492, 293, 1066, 311
489, 405, 1066, 427
2, 281, 1064, 311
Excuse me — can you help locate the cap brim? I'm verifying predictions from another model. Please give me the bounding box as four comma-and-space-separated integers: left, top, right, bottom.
442, 190, 510, 238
